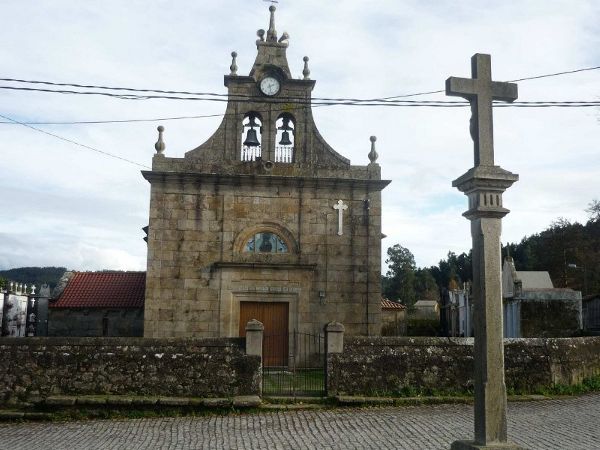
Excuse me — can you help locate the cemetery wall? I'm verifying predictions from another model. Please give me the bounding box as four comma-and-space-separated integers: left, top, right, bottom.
0, 337, 260, 405
519, 290, 582, 337
48, 309, 144, 337
327, 336, 600, 396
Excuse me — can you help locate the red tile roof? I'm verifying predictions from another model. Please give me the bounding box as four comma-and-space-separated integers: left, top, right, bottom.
381, 298, 406, 310
50, 272, 146, 309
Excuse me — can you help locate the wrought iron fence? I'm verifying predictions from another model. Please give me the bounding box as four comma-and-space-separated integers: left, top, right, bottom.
262, 329, 325, 397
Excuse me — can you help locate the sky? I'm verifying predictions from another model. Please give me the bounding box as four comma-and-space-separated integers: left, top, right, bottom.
0, 0, 598, 272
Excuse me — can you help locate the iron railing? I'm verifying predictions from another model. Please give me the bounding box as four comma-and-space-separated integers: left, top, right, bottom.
262, 329, 325, 397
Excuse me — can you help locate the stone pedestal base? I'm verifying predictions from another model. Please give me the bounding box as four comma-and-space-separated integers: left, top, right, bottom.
451, 440, 526, 449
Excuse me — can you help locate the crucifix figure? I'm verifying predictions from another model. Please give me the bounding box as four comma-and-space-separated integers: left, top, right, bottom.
446, 54, 522, 450
333, 200, 348, 236
446, 53, 518, 167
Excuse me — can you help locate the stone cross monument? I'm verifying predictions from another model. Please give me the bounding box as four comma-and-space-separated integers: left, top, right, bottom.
446, 53, 524, 450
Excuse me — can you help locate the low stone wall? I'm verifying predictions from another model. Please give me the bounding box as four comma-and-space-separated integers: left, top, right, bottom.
0, 337, 260, 405
327, 336, 600, 396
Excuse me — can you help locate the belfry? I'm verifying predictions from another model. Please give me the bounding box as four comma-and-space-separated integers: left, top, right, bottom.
142, 6, 390, 343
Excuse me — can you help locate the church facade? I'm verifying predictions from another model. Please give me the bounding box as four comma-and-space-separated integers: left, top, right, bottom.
143, 6, 389, 339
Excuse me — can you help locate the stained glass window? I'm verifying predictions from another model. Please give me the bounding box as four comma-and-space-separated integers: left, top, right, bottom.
244, 232, 288, 253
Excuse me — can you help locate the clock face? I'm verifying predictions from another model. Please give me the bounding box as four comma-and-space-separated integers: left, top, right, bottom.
259, 77, 280, 96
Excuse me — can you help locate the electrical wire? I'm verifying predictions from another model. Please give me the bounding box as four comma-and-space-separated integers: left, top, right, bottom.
0, 85, 597, 107
0, 100, 597, 126
0, 113, 150, 169
0, 64, 598, 104
0, 113, 225, 125
381, 65, 600, 100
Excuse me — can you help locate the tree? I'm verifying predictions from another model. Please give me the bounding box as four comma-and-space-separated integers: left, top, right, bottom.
586, 199, 600, 222
384, 244, 417, 306
429, 251, 472, 290
414, 268, 438, 300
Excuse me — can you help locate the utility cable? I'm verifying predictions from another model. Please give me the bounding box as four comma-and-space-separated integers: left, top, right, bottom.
0, 113, 151, 169
0, 85, 598, 107
0, 99, 598, 126
0, 64, 598, 103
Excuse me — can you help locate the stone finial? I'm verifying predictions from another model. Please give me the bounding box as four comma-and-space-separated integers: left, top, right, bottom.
229, 51, 238, 76
154, 126, 165, 155
267, 5, 277, 41
302, 56, 310, 80
257, 29, 265, 41
30, 284, 36, 295
278, 31, 289, 44
368, 136, 378, 163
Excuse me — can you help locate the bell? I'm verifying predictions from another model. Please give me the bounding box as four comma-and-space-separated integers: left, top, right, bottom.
278, 130, 292, 146
243, 128, 260, 147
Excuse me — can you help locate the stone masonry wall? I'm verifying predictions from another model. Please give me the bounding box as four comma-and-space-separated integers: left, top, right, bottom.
144, 172, 385, 339
327, 336, 600, 396
520, 298, 581, 337
0, 337, 260, 405
48, 309, 144, 337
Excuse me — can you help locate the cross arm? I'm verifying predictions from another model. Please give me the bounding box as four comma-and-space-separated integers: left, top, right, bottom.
490, 81, 518, 102
445, 77, 477, 99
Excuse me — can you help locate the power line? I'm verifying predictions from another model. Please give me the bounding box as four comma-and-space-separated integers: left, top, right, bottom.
0, 85, 597, 107
508, 65, 600, 83
0, 100, 597, 126
382, 65, 600, 100
0, 64, 598, 104
0, 113, 151, 169
0, 113, 224, 125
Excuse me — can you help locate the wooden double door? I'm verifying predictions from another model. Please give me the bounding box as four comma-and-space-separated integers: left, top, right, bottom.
239, 301, 289, 367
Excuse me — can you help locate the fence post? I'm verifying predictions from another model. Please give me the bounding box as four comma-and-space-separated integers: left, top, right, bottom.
245, 319, 264, 395
325, 321, 345, 354
245, 319, 264, 358
325, 322, 345, 397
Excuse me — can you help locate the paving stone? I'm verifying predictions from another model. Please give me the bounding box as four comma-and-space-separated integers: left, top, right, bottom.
232, 395, 261, 408
0, 394, 598, 449
157, 397, 189, 406
202, 398, 231, 408
105, 396, 133, 406
130, 397, 159, 406
45, 396, 77, 406
76, 396, 107, 406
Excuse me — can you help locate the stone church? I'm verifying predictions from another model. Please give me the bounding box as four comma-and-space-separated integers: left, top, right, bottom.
143, 6, 389, 340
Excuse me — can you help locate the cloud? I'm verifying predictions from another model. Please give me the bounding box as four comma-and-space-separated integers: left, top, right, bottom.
0, 0, 598, 272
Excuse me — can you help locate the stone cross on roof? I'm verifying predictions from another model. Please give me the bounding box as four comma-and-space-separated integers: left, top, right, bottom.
446, 53, 518, 167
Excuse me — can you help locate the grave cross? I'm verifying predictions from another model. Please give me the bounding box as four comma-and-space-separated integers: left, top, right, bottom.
333, 200, 348, 236
446, 53, 518, 166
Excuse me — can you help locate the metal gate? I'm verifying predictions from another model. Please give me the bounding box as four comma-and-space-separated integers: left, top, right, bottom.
262, 329, 326, 397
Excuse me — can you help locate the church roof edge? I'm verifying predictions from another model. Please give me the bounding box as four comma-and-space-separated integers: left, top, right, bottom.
142, 170, 391, 190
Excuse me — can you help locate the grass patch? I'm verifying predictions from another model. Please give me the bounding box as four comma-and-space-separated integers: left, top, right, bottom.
508, 374, 600, 397
263, 368, 325, 396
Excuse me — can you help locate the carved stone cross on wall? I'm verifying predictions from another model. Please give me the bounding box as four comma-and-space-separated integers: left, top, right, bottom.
333, 200, 348, 236
446, 53, 518, 167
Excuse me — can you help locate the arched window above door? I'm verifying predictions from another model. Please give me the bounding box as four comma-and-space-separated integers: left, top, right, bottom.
244, 232, 288, 254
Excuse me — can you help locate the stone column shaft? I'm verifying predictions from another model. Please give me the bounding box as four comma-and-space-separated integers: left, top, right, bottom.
471, 217, 508, 444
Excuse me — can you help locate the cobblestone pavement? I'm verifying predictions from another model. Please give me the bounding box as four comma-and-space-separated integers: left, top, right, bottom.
1, 394, 599, 449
